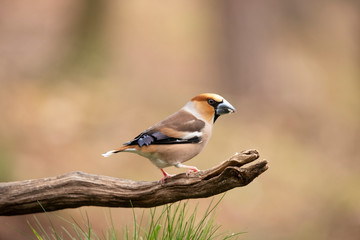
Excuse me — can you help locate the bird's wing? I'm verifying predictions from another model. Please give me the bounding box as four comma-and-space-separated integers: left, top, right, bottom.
124, 110, 205, 147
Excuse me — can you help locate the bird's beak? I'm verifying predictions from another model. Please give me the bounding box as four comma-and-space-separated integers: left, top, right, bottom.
216, 99, 236, 115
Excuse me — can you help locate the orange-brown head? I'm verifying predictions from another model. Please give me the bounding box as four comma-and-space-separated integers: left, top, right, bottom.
186, 93, 236, 124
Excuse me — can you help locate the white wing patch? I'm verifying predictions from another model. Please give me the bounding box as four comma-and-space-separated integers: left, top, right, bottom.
182, 131, 202, 139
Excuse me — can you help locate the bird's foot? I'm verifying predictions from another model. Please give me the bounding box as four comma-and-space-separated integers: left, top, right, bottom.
185, 167, 199, 176
175, 163, 200, 176
160, 169, 174, 183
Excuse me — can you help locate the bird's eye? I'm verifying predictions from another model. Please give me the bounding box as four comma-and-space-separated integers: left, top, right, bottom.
207, 99, 215, 105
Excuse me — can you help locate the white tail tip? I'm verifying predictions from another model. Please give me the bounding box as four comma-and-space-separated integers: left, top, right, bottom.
102, 150, 115, 157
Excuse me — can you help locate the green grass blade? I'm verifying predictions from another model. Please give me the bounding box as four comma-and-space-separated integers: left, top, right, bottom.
27, 221, 44, 240
27, 195, 244, 240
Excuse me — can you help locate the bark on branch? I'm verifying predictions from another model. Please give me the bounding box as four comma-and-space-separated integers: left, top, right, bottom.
0, 149, 268, 216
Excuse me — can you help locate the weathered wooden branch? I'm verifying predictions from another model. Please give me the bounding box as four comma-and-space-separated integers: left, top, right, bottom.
0, 149, 268, 216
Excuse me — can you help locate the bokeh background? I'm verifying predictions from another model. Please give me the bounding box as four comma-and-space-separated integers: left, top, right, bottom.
1, 1, 360, 239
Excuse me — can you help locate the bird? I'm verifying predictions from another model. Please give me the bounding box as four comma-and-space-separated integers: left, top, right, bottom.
102, 93, 236, 182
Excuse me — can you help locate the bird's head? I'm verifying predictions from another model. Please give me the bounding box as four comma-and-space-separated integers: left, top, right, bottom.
187, 93, 236, 123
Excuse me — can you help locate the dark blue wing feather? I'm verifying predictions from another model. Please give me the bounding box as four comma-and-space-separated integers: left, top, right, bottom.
124, 130, 201, 147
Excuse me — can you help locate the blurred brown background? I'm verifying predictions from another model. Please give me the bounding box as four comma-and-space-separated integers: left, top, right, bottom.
0, 0, 359, 239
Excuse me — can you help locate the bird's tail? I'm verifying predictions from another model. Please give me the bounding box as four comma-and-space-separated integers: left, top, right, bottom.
102, 145, 130, 157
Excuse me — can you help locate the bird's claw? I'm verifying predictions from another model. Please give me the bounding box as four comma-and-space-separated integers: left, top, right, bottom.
160, 169, 175, 184
185, 167, 199, 176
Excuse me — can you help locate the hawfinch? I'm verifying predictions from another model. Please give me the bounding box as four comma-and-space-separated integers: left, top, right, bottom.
102, 93, 235, 182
